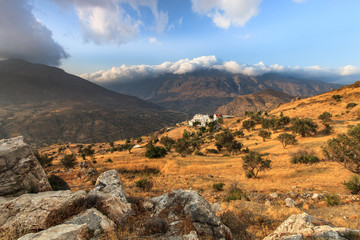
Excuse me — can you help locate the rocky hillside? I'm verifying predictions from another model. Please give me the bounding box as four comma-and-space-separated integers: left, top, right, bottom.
0, 59, 187, 146
102, 70, 340, 114
217, 89, 294, 116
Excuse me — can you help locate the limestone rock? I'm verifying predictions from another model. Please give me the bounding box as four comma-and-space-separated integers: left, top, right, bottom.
0, 190, 87, 239
18, 223, 88, 240
270, 193, 278, 199
264, 213, 360, 240
150, 189, 232, 239
66, 208, 116, 239
0, 136, 52, 196
87, 170, 132, 222
285, 198, 297, 207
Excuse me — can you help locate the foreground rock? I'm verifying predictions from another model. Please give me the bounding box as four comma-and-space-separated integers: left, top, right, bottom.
18, 224, 88, 240
87, 169, 133, 223
0, 136, 52, 196
264, 213, 360, 240
0, 190, 87, 238
147, 189, 233, 239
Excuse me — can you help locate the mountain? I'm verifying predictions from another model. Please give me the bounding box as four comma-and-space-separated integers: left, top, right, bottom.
0, 59, 187, 146
216, 89, 294, 116
102, 70, 340, 115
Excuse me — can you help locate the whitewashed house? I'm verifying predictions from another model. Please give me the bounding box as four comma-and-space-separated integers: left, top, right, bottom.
189, 114, 213, 127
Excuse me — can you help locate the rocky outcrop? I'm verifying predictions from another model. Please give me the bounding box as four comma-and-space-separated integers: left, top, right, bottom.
18, 224, 88, 240
0, 190, 87, 239
87, 169, 133, 223
0, 136, 52, 196
147, 189, 233, 239
264, 213, 360, 240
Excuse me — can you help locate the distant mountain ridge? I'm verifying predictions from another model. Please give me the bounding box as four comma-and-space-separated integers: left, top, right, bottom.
0, 59, 187, 146
216, 89, 294, 116
101, 69, 340, 115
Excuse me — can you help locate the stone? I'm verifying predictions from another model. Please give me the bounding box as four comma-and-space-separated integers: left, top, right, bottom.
312, 193, 319, 200
265, 199, 272, 206
269, 193, 278, 199
87, 170, 132, 222
66, 208, 116, 239
285, 198, 297, 207
0, 190, 87, 239
210, 202, 223, 214
18, 223, 88, 240
182, 230, 199, 240
264, 213, 360, 240
0, 136, 52, 196
150, 189, 232, 239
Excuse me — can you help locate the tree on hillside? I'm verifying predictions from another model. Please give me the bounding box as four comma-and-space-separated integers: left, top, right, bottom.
258, 130, 271, 142
174, 138, 193, 157
160, 136, 175, 151
323, 124, 360, 174
242, 152, 271, 178
277, 133, 298, 149
145, 145, 167, 159
61, 154, 77, 169
214, 129, 242, 154
318, 112, 333, 135
242, 120, 256, 131
291, 118, 318, 137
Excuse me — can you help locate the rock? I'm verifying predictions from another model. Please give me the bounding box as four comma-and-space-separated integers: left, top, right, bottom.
150, 189, 232, 239
18, 223, 88, 240
86, 168, 98, 177
65, 208, 116, 239
312, 193, 319, 200
210, 202, 223, 214
0, 190, 87, 239
0, 136, 52, 196
270, 193, 278, 199
264, 213, 360, 240
87, 170, 132, 223
285, 198, 297, 207
183, 231, 199, 240
265, 199, 272, 206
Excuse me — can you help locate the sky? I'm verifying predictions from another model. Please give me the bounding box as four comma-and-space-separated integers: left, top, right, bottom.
0, 0, 359, 83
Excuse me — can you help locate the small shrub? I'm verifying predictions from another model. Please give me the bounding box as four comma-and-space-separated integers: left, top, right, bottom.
145, 217, 168, 235
195, 150, 205, 156
332, 94, 342, 102
145, 146, 167, 159
346, 103, 358, 109
61, 154, 77, 169
135, 178, 153, 191
225, 182, 247, 202
213, 182, 225, 191
105, 158, 113, 163
325, 194, 340, 206
343, 175, 360, 194
242, 120, 256, 131
206, 148, 218, 154
34, 151, 53, 167
291, 150, 319, 164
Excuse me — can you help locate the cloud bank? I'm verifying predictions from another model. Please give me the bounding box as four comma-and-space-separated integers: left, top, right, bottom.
81, 56, 360, 84
0, 0, 68, 66
51, 0, 168, 45
191, 0, 262, 29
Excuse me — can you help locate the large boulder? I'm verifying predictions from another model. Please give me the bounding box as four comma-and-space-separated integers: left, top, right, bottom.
18, 223, 88, 240
0, 136, 52, 196
264, 213, 360, 240
87, 169, 132, 223
0, 190, 87, 239
148, 189, 233, 239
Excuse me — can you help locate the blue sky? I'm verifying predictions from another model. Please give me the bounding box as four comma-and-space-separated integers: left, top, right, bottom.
0, 0, 359, 83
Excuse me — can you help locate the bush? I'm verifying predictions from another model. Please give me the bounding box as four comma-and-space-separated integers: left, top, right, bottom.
258, 130, 271, 142
291, 150, 319, 164
234, 130, 245, 137
242, 152, 271, 178
160, 136, 175, 150
206, 149, 219, 154
277, 133, 298, 148
291, 118, 318, 137
105, 158, 113, 162
318, 112, 332, 123
225, 182, 247, 202
61, 154, 77, 169
325, 194, 340, 206
48, 175, 71, 191
135, 178, 153, 191
242, 120, 256, 131
213, 182, 225, 191
343, 175, 360, 194
145, 217, 168, 235
217, 118, 224, 124
323, 124, 360, 173
195, 150, 205, 156
145, 146, 167, 159
346, 103, 357, 109
34, 151, 53, 167
332, 94, 342, 102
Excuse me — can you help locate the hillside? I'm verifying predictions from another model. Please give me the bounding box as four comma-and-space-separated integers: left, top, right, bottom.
101, 70, 340, 114
37, 81, 360, 239
217, 89, 294, 116
0, 59, 187, 146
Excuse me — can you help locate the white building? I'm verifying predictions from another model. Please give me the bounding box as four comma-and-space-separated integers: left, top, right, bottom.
189, 114, 214, 127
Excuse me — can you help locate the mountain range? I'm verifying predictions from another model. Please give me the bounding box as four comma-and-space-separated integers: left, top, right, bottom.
0, 59, 187, 146
101, 70, 340, 115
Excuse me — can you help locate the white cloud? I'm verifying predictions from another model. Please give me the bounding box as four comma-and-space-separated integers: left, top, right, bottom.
81, 55, 360, 84
191, 0, 262, 29
50, 0, 168, 45
0, 0, 68, 66
149, 37, 162, 46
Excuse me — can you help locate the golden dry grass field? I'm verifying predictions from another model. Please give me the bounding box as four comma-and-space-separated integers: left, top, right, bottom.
40, 82, 360, 239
